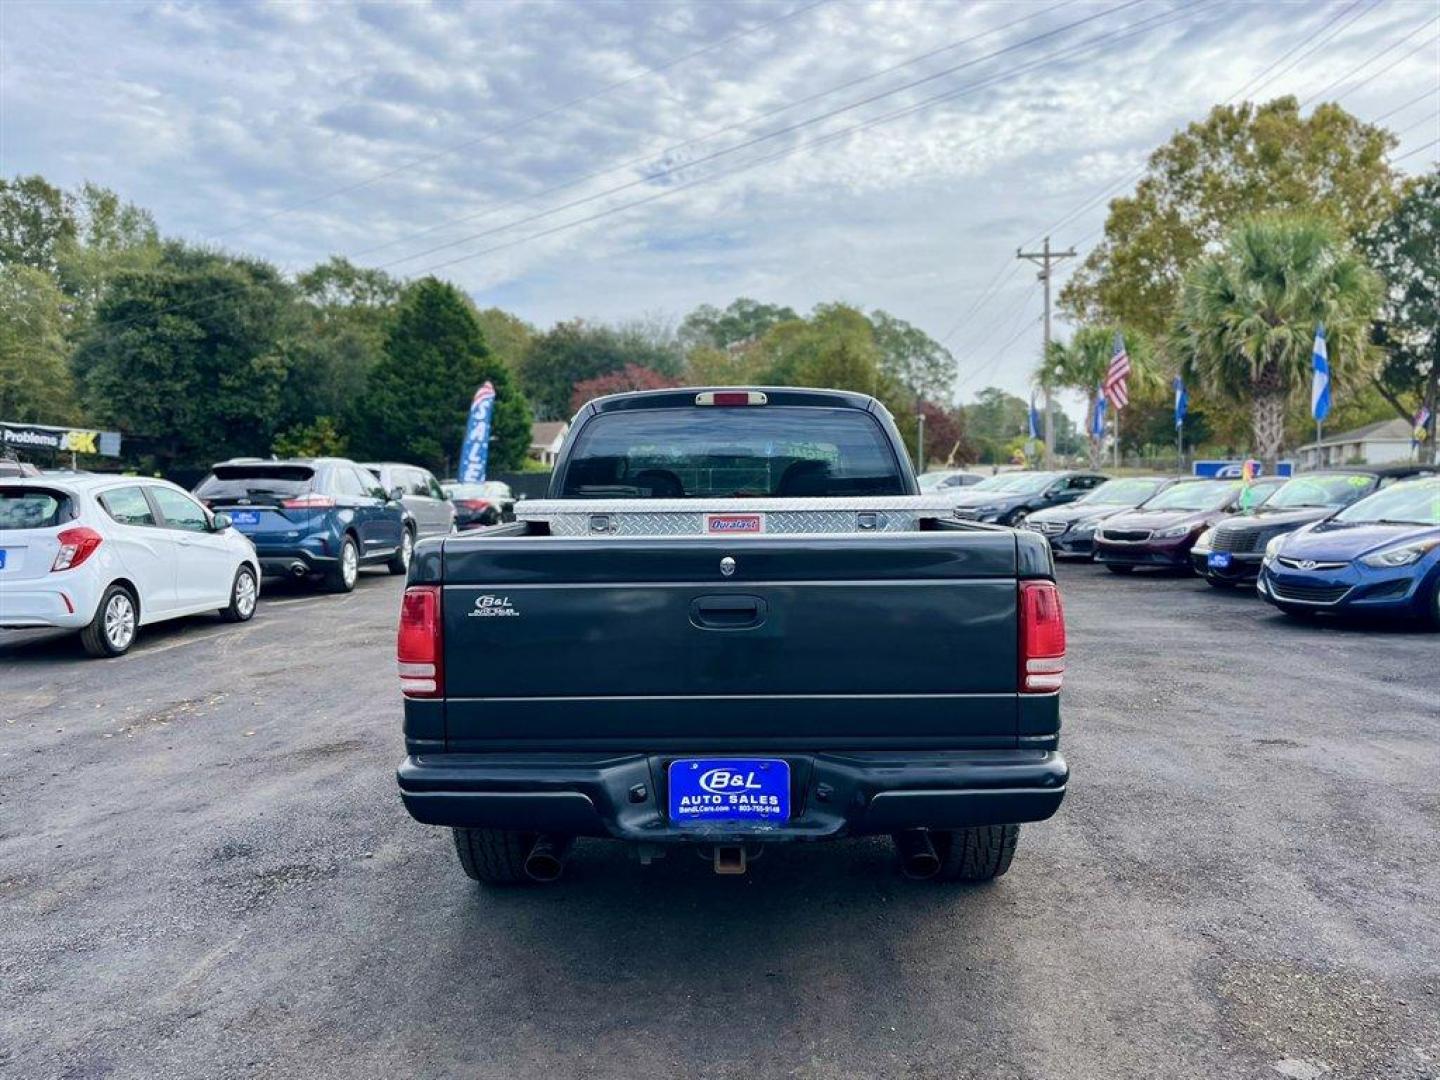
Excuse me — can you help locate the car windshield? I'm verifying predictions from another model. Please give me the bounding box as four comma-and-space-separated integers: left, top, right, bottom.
1143, 480, 1240, 511
195, 464, 316, 501
1265, 473, 1375, 509
559, 406, 906, 498
969, 472, 1056, 495
1079, 478, 1165, 506
0, 486, 73, 530
1334, 479, 1440, 526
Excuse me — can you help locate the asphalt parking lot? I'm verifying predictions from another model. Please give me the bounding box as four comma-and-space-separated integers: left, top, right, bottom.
2, 562, 1437, 1080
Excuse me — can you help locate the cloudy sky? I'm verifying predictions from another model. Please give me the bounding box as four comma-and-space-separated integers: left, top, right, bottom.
2, 0, 1437, 414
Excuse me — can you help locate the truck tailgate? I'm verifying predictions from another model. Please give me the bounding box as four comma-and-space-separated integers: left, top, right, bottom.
440, 532, 1023, 750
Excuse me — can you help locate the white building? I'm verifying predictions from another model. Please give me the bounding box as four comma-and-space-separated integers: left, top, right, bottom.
528, 421, 569, 467
1296, 418, 1419, 469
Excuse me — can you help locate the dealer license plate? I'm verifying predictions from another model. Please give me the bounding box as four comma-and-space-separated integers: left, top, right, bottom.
668, 758, 789, 826
229, 511, 261, 526
1208, 552, 1232, 569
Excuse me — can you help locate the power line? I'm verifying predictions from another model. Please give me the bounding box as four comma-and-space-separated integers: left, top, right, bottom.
408, 1, 1214, 276
1372, 86, 1439, 124
1392, 136, 1439, 163
202, 0, 833, 241
83, 0, 1189, 342
1300, 20, 1440, 107
350, 0, 1080, 262
381, 0, 1161, 271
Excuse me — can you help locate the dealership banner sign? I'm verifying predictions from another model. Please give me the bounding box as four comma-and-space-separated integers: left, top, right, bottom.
1, 421, 122, 457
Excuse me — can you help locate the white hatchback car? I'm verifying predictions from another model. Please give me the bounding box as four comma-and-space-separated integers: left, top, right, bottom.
0, 476, 260, 657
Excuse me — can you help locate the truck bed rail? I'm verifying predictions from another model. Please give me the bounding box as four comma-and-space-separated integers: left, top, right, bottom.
514, 496, 958, 537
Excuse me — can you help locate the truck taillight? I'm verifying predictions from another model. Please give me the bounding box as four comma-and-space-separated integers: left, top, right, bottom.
1019, 580, 1065, 693
51, 527, 103, 572
695, 390, 768, 406
397, 585, 443, 698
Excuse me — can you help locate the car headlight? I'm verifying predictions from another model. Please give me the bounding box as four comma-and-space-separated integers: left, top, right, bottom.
1156, 523, 1195, 539
1193, 527, 1216, 551
1072, 521, 1095, 535
1262, 535, 1285, 565
973, 505, 1001, 516
1358, 537, 1440, 568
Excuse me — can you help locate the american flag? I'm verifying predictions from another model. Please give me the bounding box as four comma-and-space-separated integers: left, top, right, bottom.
1104, 332, 1131, 409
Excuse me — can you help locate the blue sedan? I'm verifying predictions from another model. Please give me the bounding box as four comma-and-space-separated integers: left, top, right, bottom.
1258, 477, 1440, 627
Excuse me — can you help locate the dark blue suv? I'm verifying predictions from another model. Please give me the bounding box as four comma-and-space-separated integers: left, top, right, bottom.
196, 458, 410, 591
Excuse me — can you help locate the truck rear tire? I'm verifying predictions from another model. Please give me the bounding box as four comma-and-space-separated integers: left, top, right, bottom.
930, 824, 1020, 883
452, 827, 537, 885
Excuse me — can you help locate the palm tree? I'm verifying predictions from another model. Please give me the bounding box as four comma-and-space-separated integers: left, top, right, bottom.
1038, 325, 1159, 468
1174, 215, 1382, 472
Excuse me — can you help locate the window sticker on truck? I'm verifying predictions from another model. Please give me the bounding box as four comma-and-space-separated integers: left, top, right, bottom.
705, 512, 764, 535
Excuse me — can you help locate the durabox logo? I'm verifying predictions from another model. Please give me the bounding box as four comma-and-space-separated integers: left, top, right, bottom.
705, 513, 764, 535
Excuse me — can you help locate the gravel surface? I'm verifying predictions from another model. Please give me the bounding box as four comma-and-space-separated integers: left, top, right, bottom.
2, 562, 1436, 1079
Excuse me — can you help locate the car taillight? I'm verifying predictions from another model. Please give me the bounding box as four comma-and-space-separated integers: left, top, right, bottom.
397, 585, 442, 698
51, 527, 103, 572
281, 493, 336, 509
1019, 580, 1065, 693
459, 499, 491, 510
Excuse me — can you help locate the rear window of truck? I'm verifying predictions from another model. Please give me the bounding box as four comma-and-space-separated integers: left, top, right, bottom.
0, 487, 74, 530
560, 406, 906, 499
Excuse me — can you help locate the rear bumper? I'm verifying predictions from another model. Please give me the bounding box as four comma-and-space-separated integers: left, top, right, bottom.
254, 547, 336, 577
396, 749, 1068, 840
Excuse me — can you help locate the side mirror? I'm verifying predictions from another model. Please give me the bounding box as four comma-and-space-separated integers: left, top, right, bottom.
388, 486, 405, 502
211, 512, 232, 532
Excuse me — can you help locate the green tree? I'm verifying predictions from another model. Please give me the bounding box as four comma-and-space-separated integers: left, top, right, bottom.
76, 244, 299, 474
0, 175, 75, 276
273, 416, 347, 458
355, 277, 530, 474
0, 264, 77, 423
678, 297, 798, 351
472, 307, 535, 372
517, 320, 630, 420
1174, 215, 1383, 472
870, 310, 954, 402
1362, 170, 1438, 462
56, 182, 161, 320
1062, 98, 1400, 336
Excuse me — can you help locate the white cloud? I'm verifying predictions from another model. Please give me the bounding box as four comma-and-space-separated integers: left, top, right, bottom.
3, 0, 1436, 414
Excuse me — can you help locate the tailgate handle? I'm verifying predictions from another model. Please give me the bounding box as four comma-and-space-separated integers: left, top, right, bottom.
689, 594, 767, 630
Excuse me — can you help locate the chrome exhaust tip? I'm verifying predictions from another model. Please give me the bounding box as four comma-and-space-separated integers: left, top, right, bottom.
524, 835, 574, 883
894, 830, 941, 880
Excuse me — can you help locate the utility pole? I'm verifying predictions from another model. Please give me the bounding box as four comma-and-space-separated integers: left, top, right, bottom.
1017, 236, 1076, 466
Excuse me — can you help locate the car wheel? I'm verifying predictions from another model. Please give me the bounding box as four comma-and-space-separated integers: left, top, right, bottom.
453, 827, 538, 885
1426, 575, 1440, 630
387, 526, 414, 575
220, 565, 258, 622
325, 535, 360, 593
930, 825, 1020, 883
1105, 564, 1134, 575
81, 584, 138, 657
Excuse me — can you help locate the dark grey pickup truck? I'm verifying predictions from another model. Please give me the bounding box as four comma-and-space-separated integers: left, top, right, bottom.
396, 388, 1068, 885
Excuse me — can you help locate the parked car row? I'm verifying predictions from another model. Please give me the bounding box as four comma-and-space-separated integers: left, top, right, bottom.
1017, 466, 1440, 628
1, 453, 519, 657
